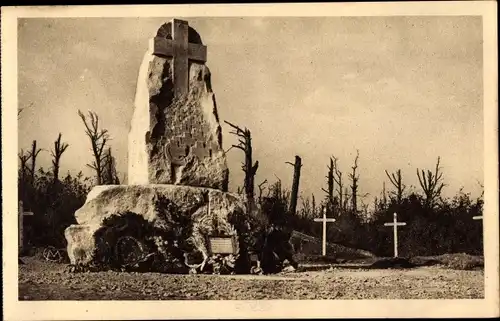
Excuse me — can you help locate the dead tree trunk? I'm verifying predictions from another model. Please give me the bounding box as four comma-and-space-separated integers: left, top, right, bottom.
102, 147, 120, 185
28, 140, 42, 185
417, 156, 445, 208
322, 157, 336, 216
312, 194, 316, 217
349, 150, 360, 212
257, 179, 268, 204
78, 110, 109, 185
385, 169, 406, 205
286, 155, 302, 216
18, 150, 32, 202
331, 156, 344, 214
225, 120, 258, 212
343, 187, 350, 211
50, 133, 69, 184
382, 181, 387, 207
18, 150, 31, 184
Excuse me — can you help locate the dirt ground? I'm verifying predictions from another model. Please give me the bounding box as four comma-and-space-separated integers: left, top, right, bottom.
18, 257, 484, 300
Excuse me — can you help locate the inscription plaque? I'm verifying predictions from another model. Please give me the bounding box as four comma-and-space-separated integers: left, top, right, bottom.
208, 236, 237, 255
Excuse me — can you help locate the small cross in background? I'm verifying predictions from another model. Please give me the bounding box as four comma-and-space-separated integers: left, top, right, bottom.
18, 201, 34, 253
313, 208, 336, 256
384, 212, 406, 258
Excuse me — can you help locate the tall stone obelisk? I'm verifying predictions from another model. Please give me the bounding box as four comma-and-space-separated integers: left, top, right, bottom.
128, 19, 229, 191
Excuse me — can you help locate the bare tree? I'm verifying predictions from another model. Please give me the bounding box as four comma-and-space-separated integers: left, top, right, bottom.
18, 103, 33, 120
342, 187, 350, 211
18, 149, 32, 183
286, 155, 302, 216
28, 140, 42, 184
257, 179, 268, 203
417, 156, 445, 207
476, 179, 484, 199
225, 120, 258, 211
333, 157, 344, 212
373, 196, 379, 212
349, 150, 360, 212
50, 133, 69, 184
300, 195, 311, 218
268, 175, 290, 204
382, 181, 387, 207
102, 147, 120, 185
311, 193, 317, 218
385, 169, 406, 205
322, 157, 335, 215
374, 181, 388, 211
360, 199, 370, 220
78, 110, 109, 185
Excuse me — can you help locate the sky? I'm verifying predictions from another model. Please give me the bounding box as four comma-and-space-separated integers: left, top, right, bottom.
17, 16, 484, 207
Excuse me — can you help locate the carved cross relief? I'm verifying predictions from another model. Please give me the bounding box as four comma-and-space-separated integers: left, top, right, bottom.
152, 19, 207, 98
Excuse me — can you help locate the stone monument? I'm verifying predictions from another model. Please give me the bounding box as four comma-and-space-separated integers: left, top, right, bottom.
64, 19, 254, 273
128, 19, 229, 190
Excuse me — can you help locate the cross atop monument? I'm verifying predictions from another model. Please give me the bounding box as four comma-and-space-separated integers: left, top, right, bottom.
152, 19, 207, 98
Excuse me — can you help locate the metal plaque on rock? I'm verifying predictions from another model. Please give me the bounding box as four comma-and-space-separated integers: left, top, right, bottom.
208, 236, 237, 255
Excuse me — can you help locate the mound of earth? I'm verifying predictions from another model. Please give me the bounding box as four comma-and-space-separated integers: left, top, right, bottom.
290, 230, 376, 261
410, 253, 483, 270
369, 257, 416, 269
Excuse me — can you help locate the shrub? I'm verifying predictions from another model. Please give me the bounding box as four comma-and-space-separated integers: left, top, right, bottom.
437, 253, 484, 270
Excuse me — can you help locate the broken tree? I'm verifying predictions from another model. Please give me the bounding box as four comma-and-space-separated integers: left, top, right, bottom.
286, 155, 302, 216
417, 156, 445, 208
385, 169, 406, 205
78, 110, 109, 186
225, 120, 258, 212
50, 133, 69, 184
349, 150, 360, 212
322, 157, 336, 216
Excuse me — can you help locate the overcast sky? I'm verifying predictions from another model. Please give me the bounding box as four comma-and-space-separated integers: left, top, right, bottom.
18, 16, 484, 206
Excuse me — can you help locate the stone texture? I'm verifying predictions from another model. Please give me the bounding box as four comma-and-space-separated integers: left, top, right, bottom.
128, 21, 229, 190
65, 185, 245, 267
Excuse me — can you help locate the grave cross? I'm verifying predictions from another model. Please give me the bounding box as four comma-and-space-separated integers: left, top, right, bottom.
384, 212, 406, 258
18, 201, 34, 253
313, 208, 336, 256
152, 19, 207, 98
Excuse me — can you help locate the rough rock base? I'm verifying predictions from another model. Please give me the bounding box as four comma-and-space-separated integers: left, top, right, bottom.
64, 185, 248, 273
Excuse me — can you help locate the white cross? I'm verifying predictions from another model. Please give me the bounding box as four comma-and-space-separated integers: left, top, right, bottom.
473, 215, 483, 220
384, 212, 406, 258
313, 208, 336, 256
19, 201, 34, 253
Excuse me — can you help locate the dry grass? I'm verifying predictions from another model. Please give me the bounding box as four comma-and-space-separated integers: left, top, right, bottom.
418, 253, 484, 270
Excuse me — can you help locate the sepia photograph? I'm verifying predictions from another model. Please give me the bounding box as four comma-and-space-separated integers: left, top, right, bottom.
2, 2, 498, 320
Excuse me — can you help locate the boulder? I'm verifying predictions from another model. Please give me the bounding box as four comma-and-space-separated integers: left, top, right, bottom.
64, 184, 246, 272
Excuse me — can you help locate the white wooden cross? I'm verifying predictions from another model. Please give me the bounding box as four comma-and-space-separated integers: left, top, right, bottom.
18, 201, 34, 252
473, 215, 483, 221
384, 212, 406, 258
313, 208, 336, 256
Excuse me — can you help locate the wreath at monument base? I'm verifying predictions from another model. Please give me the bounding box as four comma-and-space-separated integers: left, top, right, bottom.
207, 254, 237, 275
